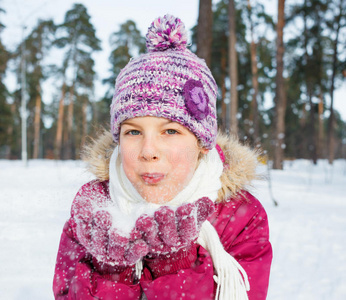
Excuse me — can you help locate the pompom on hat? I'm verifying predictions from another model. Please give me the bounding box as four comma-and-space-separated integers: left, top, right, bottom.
110, 14, 218, 149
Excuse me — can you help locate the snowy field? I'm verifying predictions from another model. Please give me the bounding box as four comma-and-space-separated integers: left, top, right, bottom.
0, 158, 346, 299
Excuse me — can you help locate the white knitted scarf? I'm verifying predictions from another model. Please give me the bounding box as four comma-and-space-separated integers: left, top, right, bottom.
108, 146, 249, 300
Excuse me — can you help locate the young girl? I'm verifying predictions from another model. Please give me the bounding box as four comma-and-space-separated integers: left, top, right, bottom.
53, 15, 272, 300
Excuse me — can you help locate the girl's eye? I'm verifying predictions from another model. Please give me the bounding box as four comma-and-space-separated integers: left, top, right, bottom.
166, 129, 178, 135
127, 130, 140, 135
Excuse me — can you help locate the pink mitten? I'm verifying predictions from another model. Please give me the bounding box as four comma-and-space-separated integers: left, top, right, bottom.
144, 197, 215, 253
154, 206, 180, 247
74, 208, 150, 266
71, 197, 93, 223
92, 210, 112, 257
72, 199, 94, 247
176, 203, 198, 244
195, 197, 215, 227
108, 228, 129, 261
108, 226, 149, 265
175, 198, 214, 245
93, 210, 112, 230
125, 240, 149, 265
75, 220, 92, 247
135, 215, 161, 247
141, 198, 214, 279
92, 211, 150, 265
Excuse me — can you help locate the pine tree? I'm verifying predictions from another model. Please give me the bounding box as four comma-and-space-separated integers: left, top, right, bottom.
326, 0, 345, 164
245, 0, 275, 147
247, 0, 260, 145
104, 20, 145, 99
192, 0, 275, 146
284, 0, 345, 162
54, 3, 101, 159
24, 19, 56, 159
99, 20, 145, 128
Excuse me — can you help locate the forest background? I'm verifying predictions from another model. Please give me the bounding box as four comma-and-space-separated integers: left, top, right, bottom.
0, 0, 345, 169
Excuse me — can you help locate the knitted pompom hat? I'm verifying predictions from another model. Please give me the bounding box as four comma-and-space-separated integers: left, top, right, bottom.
110, 14, 218, 149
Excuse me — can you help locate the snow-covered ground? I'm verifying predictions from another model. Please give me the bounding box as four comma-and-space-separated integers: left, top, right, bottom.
0, 159, 345, 299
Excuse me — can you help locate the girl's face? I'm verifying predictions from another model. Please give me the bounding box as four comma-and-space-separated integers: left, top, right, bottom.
119, 116, 208, 204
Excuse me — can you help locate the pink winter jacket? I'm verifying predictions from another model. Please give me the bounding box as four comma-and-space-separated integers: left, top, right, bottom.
53, 132, 272, 300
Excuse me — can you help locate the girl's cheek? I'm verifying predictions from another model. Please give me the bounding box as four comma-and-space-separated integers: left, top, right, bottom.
167, 147, 199, 165
171, 158, 198, 183
120, 146, 138, 164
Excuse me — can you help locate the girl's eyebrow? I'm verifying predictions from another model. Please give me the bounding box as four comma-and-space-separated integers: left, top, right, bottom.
122, 119, 174, 126
162, 120, 175, 125
121, 120, 140, 127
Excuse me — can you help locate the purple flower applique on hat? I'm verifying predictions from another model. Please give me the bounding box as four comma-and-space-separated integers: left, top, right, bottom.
183, 79, 209, 120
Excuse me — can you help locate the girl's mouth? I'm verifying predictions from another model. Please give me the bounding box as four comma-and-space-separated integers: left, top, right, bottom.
141, 173, 165, 184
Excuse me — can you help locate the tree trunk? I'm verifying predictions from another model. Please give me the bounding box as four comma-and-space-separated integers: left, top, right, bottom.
327, 0, 342, 165
248, 0, 260, 146
298, 103, 307, 158
62, 109, 69, 159
273, 0, 286, 170
65, 84, 75, 159
197, 0, 213, 67
302, 1, 317, 165
308, 86, 317, 164
55, 82, 66, 159
6, 103, 16, 159
81, 97, 88, 154
220, 45, 227, 131
32, 88, 42, 159
318, 92, 324, 159
228, 0, 239, 136
314, 0, 324, 160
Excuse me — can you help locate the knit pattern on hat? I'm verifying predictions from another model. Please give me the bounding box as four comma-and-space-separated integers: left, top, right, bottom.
110, 14, 218, 149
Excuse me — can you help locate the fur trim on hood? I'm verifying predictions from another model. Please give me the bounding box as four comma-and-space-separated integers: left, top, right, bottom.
81, 129, 260, 202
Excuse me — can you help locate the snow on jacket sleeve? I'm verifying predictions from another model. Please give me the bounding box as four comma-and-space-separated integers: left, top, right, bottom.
210, 191, 272, 300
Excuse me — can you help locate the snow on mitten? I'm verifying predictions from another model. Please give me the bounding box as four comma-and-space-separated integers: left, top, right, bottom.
124, 240, 149, 265
195, 197, 215, 228
91, 210, 112, 257
71, 198, 94, 247
147, 197, 215, 253
71, 197, 93, 223
154, 206, 180, 247
108, 228, 149, 265
129, 227, 142, 241
174, 198, 214, 245
176, 203, 198, 245
135, 215, 161, 247
92, 212, 150, 265
108, 228, 129, 261
75, 220, 92, 247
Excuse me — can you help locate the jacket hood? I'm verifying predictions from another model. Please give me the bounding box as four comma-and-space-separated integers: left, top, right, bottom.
81, 130, 260, 202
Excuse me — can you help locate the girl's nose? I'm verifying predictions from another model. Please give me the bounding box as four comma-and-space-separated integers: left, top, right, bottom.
140, 136, 160, 161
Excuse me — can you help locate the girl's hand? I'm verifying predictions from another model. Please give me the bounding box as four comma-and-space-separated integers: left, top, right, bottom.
136, 197, 215, 254
75, 209, 149, 266
73, 197, 214, 265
